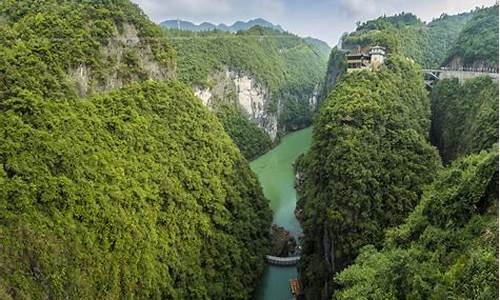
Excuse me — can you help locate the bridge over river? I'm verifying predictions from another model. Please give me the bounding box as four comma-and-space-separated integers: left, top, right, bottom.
266, 255, 301, 266
424, 68, 499, 88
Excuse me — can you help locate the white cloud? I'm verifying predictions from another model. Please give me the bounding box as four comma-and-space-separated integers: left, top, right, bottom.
339, 0, 377, 16
131, 0, 232, 21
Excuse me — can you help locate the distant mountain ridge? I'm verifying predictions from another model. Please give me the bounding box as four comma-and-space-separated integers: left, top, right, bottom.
303, 37, 331, 53
161, 18, 285, 32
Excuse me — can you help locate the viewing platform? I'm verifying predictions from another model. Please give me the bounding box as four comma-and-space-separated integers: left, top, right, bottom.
266, 255, 301, 266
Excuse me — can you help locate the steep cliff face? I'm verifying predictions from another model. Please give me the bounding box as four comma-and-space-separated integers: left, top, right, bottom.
165, 27, 328, 156
0, 1, 274, 298
444, 5, 499, 69
193, 69, 278, 140
0, 0, 176, 101
299, 57, 440, 299
68, 23, 174, 96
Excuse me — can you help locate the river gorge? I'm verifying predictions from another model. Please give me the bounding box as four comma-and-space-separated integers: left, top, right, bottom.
251, 127, 312, 300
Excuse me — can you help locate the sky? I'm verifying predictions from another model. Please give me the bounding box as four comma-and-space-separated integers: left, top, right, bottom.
131, 0, 497, 46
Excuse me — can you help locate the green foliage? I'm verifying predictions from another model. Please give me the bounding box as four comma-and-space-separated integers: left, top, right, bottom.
0, 81, 273, 299
0, 0, 176, 100
165, 26, 328, 131
356, 12, 423, 31
214, 102, 273, 160
319, 47, 348, 102
343, 11, 473, 68
298, 56, 441, 299
0, 0, 273, 298
445, 5, 499, 67
430, 76, 499, 163
334, 148, 498, 300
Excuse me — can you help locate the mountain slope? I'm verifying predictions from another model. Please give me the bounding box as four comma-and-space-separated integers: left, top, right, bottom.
333, 72, 499, 300
303, 37, 331, 54
298, 56, 440, 299
320, 10, 475, 102
430, 76, 499, 163
161, 17, 284, 32
302, 6, 499, 300
0, 0, 176, 99
164, 26, 328, 158
444, 5, 499, 69
334, 148, 498, 300
0, 0, 272, 298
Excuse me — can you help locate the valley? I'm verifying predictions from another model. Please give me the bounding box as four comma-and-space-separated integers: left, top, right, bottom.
0, 1, 498, 300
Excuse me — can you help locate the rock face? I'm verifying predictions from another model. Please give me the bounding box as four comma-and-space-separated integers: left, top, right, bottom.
193, 68, 279, 140
270, 224, 298, 257
68, 23, 174, 96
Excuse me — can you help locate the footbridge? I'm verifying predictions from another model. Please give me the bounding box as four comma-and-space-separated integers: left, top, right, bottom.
266, 255, 301, 266
423, 68, 499, 89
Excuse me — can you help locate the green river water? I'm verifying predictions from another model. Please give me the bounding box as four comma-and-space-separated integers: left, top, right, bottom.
251, 127, 313, 300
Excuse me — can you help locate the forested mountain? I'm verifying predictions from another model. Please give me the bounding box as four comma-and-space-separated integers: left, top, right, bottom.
334, 147, 498, 299
444, 5, 499, 69
299, 5, 499, 300
0, 0, 176, 98
344, 11, 475, 68
164, 26, 328, 159
431, 77, 499, 163
321, 10, 474, 101
297, 55, 441, 299
161, 18, 285, 33
332, 76, 499, 300
303, 37, 331, 55
0, 0, 272, 298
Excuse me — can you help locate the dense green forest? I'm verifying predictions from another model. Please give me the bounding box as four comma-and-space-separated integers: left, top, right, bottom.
333, 75, 499, 299
343, 11, 473, 68
214, 103, 273, 160
302, 5, 499, 299
431, 77, 499, 163
320, 10, 474, 101
444, 5, 499, 68
334, 147, 498, 299
0, 0, 273, 299
164, 27, 328, 157
298, 56, 441, 299
0, 0, 176, 99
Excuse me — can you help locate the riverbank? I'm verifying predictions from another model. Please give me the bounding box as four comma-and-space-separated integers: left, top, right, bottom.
250, 127, 313, 300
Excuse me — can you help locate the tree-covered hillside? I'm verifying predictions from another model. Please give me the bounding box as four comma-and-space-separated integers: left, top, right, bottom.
304, 7, 499, 299
0, 0, 176, 99
164, 26, 328, 158
298, 56, 441, 299
444, 5, 499, 68
320, 10, 474, 102
214, 103, 273, 160
343, 11, 473, 68
0, 0, 273, 298
430, 76, 499, 163
334, 147, 498, 299
333, 75, 499, 298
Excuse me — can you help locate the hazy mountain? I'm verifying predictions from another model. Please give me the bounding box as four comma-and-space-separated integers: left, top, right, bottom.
304, 37, 331, 54
160, 18, 284, 32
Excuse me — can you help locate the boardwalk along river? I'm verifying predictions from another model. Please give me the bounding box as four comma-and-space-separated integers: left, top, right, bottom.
251, 127, 313, 300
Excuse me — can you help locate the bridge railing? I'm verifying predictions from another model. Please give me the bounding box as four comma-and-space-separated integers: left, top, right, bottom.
433, 66, 499, 74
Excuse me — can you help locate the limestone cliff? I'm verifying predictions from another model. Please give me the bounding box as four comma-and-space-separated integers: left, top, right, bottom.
193, 68, 279, 140
68, 23, 175, 97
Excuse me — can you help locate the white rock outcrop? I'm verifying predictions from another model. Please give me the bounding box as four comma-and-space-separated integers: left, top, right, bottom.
193, 69, 279, 140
